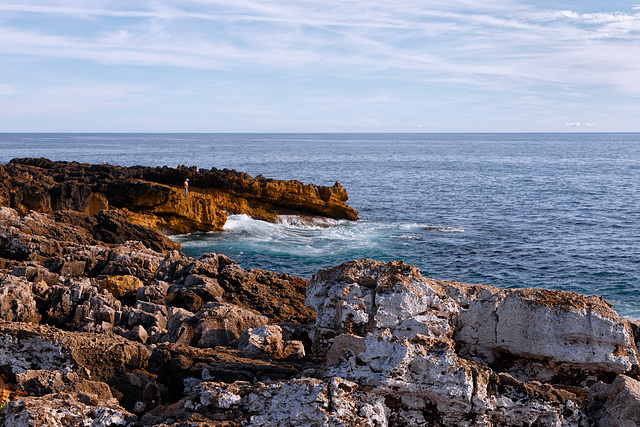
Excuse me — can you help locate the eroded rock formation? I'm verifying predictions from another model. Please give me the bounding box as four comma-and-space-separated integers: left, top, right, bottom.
0, 158, 358, 234
1, 163, 640, 425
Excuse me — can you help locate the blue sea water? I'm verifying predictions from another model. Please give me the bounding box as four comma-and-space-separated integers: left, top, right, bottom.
1, 133, 639, 319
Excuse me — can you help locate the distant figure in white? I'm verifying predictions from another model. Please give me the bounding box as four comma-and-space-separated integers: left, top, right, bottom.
184, 178, 189, 197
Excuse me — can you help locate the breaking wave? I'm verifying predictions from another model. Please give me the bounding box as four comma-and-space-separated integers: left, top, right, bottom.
175, 214, 465, 278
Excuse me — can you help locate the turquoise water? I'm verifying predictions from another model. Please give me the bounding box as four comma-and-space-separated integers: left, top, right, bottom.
1, 133, 639, 319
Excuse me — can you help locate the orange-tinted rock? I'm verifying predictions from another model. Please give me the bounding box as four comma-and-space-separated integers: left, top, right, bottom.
1, 158, 359, 234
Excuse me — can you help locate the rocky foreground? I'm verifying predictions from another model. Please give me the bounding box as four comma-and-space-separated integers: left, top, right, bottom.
1, 161, 640, 426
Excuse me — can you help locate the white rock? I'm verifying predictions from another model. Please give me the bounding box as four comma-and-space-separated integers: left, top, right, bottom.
457, 289, 639, 373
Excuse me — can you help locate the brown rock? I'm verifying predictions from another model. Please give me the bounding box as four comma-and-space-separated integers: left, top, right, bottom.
0, 275, 42, 324
1, 158, 359, 236
16, 369, 113, 400
589, 374, 640, 426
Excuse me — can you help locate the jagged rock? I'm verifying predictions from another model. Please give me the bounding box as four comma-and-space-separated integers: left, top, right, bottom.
193, 302, 269, 348
10, 264, 60, 286
100, 274, 144, 298
0, 206, 180, 257
238, 325, 285, 358
0, 275, 42, 324
147, 343, 300, 402
0, 321, 151, 410
97, 243, 165, 283
244, 377, 386, 427
136, 280, 170, 304
1, 158, 358, 234
282, 340, 306, 360
124, 324, 149, 344
237, 324, 306, 360
305, 259, 602, 426
217, 263, 315, 324
0, 393, 137, 427
589, 374, 640, 426
155, 251, 313, 324
16, 369, 113, 400
46, 278, 100, 329
306, 259, 459, 359
165, 306, 196, 345
123, 301, 168, 343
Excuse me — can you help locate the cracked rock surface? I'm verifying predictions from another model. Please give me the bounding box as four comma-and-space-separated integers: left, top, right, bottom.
1, 168, 640, 425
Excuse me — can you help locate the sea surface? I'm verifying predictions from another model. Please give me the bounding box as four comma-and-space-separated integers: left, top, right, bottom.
1, 133, 639, 319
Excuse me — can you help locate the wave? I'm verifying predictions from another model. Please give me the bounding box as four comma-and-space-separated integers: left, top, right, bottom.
175, 215, 468, 276
397, 222, 465, 233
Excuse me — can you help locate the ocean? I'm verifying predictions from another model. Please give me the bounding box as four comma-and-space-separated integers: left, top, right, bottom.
1, 133, 638, 319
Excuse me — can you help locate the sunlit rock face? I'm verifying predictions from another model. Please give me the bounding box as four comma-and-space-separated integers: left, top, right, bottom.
0, 158, 358, 234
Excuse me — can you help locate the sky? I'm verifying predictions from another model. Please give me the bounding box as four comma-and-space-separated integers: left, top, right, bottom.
0, 1, 639, 133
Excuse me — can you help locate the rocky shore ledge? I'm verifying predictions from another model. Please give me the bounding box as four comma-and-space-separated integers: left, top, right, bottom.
1, 162, 640, 426
0, 158, 358, 234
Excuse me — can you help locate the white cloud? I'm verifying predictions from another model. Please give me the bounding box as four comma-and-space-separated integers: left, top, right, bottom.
0, 84, 17, 95
566, 122, 580, 127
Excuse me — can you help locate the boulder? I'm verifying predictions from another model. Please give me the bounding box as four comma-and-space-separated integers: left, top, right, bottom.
306, 259, 599, 425
0, 393, 137, 427
455, 287, 639, 377
0, 275, 42, 324
589, 374, 640, 426
238, 325, 285, 358
16, 369, 113, 400
244, 377, 385, 427
306, 259, 458, 358
99, 274, 144, 298
193, 302, 269, 348
0, 321, 150, 410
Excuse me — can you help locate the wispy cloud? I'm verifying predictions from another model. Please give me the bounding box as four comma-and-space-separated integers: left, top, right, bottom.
1, 0, 640, 131
0, 84, 17, 95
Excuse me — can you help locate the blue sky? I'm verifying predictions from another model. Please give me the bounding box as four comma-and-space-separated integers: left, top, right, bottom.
1, 1, 639, 132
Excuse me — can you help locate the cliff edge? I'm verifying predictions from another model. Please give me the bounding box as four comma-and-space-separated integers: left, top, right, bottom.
0, 158, 358, 234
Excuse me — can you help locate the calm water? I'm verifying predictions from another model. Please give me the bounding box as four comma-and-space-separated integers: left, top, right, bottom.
1, 133, 639, 319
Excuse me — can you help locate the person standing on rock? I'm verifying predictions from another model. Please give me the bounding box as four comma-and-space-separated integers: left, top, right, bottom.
184, 178, 189, 197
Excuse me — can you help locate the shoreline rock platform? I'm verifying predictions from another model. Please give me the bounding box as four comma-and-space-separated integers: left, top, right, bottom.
1, 159, 639, 426
0, 158, 358, 235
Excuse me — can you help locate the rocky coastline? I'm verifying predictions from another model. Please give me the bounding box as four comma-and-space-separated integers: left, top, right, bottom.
1, 160, 640, 426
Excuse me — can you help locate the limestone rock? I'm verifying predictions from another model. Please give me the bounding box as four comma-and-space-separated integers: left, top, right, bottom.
244, 377, 386, 427
307, 259, 458, 358
306, 259, 605, 425
0, 321, 151, 410
456, 287, 639, 375
136, 280, 170, 304
16, 369, 113, 400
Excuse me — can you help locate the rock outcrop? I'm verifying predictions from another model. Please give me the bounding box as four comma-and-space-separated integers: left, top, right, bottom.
305, 259, 640, 426
0, 158, 358, 234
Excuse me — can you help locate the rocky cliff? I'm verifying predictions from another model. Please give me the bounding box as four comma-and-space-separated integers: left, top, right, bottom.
0, 158, 358, 234
1, 163, 640, 425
